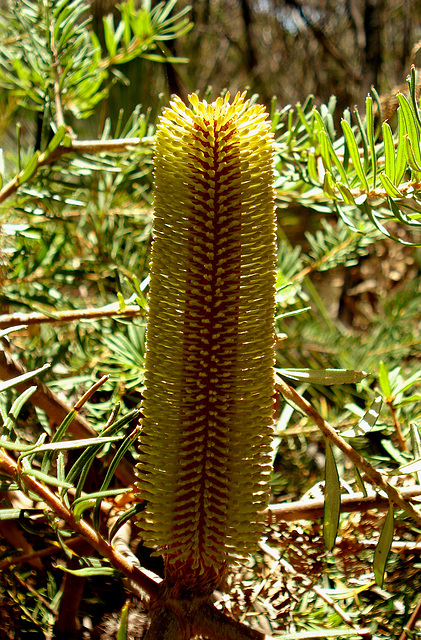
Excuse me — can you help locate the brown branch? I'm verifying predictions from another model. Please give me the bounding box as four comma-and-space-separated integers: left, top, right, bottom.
0, 304, 143, 329
275, 376, 421, 528
267, 486, 421, 522
0, 447, 160, 601
0, 137, 153, 205
0, 347, 136, 487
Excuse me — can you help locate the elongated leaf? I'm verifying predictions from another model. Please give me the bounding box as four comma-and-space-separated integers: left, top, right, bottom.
0, 325, 27, 339
0, 363, 50, 394
22, 435, 124, 458
394, 369, 421, 395
41, 407, 77, 473
92, 427, 139, 530
388, 455, 421, 475
374, 504, 394, 587
323, 440, 341, 551
19, 151, 40, 184
0, 508, 22, 520
336, 182, 355, 205
366, 95, 377, 188
72, 488, 130, 520
342, 396, 382, 438
378, 361, 391, 398
397, 93, 421, 167
382, 122, 395, 181
341, 119, 369, 190
21, 468, 73, 488
42, 124, 67, 158
354, 465, 367, 497
117, 601, 130, 640
410, 423, 421, 484
0, 434, 47, 452
276, 369, 367, 385
395, 107, 407, 186
379, 172, 402, 199
319, 130, 332, 172
108, 502, 147, 542
323, 171, 336, 198
404, 135, 421, 173
2, 386, 37, 436
56, 565, 117, 577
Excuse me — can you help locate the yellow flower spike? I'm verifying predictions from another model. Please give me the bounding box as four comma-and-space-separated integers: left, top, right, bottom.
136, 93, 276, 595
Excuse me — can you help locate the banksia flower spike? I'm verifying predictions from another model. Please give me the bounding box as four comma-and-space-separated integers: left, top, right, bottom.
137, 92, 276, 596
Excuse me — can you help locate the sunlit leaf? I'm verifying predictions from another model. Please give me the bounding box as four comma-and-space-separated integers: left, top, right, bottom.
323, 440, 340, 551
374, 504, 394, 587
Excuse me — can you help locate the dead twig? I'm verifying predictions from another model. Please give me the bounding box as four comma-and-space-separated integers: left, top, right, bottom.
0, 304, 143, 329
267, 486, 421, 522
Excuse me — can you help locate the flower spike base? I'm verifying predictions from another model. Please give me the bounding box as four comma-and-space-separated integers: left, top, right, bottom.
137, 92, 276, 636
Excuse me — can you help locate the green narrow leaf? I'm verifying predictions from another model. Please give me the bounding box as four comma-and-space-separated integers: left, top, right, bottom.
395, 107, 407, 186
108, 502, 147, 542
276, 369, 367, 385
21, 468, 73, 489
323, 440, 341, 551
2, 386, 37, 436
117, 600, 130, 640
323, 170, 336, 198
397, 93, 421, 166
378, 361, 391, 398
336, 182, 355, 205
307, 151, 318, 182
319, 130, 332, 171
382, 122, 395, 181
72, 488, 130, 520
409, 66, 421, 129
56, 565, 117, 577
0, 363, 50, 394
353, 106, 369, 172
19, 151, 40, 184
410, 424, 421, 484
92, 427, 139, 530
404, 135, 421, 173
366, 95, 377, 188
341, 119, 369, 190
354, 465, 367, 497
322, 127, 349, 184
373, 504, 394, 587
379, 172, 403, 199
41, 407, 77, 474
388, 455, 421, 476
41, 124, 67, 158
103, 14, 117, 58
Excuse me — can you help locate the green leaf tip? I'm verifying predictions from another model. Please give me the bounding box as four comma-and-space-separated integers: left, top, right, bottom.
136, 92, 277, 591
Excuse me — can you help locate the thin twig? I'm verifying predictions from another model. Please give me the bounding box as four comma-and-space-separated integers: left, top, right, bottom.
0, 137, 153, 204
267, 486, 421, 522
399, 595, 421, 640
0, 304, 143, 329
275, 376, 421, 528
